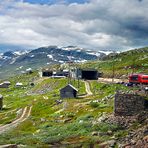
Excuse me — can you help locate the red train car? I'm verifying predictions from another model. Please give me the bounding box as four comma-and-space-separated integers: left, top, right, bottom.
129, 74, 148, 84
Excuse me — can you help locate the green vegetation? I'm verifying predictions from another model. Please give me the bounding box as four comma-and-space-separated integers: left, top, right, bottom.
79, 47, 148, 77
0, 72, 127, 147
0, 47, 147, 147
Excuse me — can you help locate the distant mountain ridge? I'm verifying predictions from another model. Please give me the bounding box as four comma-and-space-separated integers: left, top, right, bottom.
0, 46, 113, 79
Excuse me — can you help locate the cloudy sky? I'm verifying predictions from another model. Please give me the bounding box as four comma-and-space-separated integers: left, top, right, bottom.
0, 0, 147, 52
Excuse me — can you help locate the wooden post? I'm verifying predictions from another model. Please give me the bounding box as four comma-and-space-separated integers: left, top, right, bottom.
0, 94, 3, 110
112, 56, 115, 83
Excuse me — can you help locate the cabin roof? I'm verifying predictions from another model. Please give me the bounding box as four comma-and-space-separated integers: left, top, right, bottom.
16, 82, 23, 86
60, 84, 78, 92
3, 81, 11, 84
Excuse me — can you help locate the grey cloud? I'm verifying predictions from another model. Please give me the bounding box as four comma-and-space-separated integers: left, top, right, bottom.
0, 0, 148, 51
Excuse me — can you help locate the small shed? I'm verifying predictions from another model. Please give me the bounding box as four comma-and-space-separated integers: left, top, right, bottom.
0, 81, 11, 88
26, 68, 33, 74
39, 69, 53, 77
0, 94, 3, 110
16, 82, 23, 87
60, 84, 78, 99
53, 70, 69, 77
3, 81, 11, 85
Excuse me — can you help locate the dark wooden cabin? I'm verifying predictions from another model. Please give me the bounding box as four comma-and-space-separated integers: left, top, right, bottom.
72, 69, 98, 80
81, 69, 98, 80
60, 84, 78, 99
0, 81, 11, 88
40, 70, 53, 77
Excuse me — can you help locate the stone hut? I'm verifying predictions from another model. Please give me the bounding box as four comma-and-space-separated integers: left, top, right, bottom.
114, 92, 145, 116
0, 94, 3, 110
60, 84, 78, 99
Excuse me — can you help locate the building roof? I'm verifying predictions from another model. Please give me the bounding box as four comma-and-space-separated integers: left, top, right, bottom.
60, 84, 78, 92
16, 82, 23, 86
3, 81, 11, 84
26, 68, 32, 72
51, 76, 66, 78
63, 69, 69, 72
81, 69, 98, 72
41, 68, 52, 72
0, 83, 9, 87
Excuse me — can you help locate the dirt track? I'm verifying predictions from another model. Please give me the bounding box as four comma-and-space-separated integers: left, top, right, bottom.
84, 81, 93, 96
98, 78, 128, 83
0, 106, 32, 134
78, 81, 93, 98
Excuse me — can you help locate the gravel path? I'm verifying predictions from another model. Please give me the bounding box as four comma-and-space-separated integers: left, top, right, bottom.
84, 81, 93, 96
78, 81, 93, 98
0, 106, 32, 134
98, 78, 128, 83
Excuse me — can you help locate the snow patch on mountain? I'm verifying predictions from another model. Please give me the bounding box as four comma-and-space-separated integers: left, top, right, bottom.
30, 55, 35, 58
87, 52, 101, 56
47, 54, 53, 59
99, 50, 114, 55
14, 50, 29, 56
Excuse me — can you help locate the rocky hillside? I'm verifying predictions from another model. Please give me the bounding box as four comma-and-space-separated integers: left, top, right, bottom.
79, 47, 148, 78
0, 71, 147, 147
0, 46, 111, 79
0, 47, 147, 147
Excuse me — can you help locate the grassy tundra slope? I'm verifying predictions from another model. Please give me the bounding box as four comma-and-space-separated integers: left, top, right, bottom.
79, 47, 148, 78
0, 72, 133, 147
0, 47, 147, 147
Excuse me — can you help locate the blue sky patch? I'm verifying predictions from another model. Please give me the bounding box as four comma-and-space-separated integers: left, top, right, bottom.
24, 0, 89, 5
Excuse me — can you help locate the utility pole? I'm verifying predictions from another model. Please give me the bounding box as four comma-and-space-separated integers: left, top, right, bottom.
112, 55, 115, 83
67, 52, 72, 84
132, 57, 135, 74
77, 68, 81, 89
68, 61, 70, 84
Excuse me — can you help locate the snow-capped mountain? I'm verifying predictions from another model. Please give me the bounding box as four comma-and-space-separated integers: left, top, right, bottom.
0, 46, 113, 79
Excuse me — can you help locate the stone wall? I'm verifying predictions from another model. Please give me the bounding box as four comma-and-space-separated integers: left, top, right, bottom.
114, 93, 145, 116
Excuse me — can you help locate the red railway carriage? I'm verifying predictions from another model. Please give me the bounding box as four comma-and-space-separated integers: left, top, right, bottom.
129, 74, 148, 84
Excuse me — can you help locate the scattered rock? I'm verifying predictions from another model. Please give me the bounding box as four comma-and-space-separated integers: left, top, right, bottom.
98, 140, 116, 148
60, 115, 64, 118
107, 130, 113, 136
63, 118, 71, 123
16, 109, 22, 115
143, 135, 148, 143
91, 131, 98, 136
97, 114, 107, 123
135, 140, 143, 147
98, 132, 106, 136
130, 139, 136, 145
40, 118, 46, 122
0, 144, 17, 148
109, 140, 116, 147
79, 120, 83, 123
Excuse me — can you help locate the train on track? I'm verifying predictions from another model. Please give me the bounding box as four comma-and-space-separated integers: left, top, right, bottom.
129, 74, 148, 84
